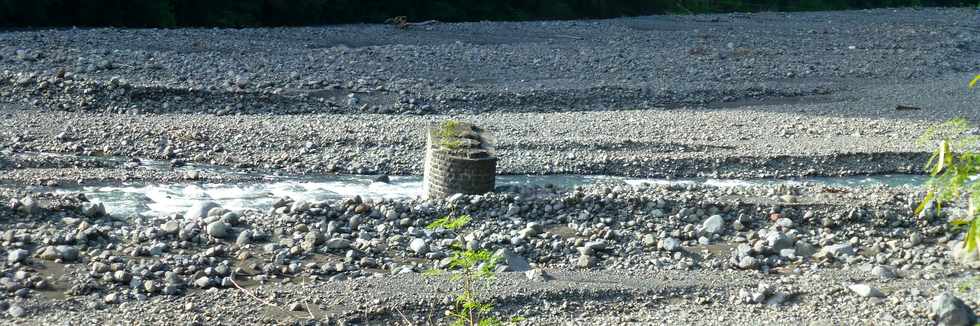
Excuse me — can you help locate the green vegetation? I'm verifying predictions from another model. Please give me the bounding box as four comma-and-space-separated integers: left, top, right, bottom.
0, 0, 974, 28
957, 275, 980, 293
915, 75, 980, 254
424, 214, 508, 326
436, 120, 463, 150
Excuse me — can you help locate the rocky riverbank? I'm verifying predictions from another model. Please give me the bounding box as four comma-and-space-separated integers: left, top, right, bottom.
0, 181, 978, 324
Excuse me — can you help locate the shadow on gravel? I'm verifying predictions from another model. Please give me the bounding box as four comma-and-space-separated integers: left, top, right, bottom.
498, 140, 735, 153
352, 285, 703, 324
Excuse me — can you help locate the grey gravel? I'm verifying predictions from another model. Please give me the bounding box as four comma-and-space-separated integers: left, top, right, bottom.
0, 8, 978, 326
1, 9, 978, 182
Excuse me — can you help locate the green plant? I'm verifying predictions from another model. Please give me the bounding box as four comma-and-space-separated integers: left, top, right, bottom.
424, 214, 506, 326
916, 76, 980, 254
436, 120, 461, 139
440, 139, 463, 150
956, 275, 980, 293
436, 120, 464, 150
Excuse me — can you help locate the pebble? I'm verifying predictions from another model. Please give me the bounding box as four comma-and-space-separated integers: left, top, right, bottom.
737, 256, 758, 269
56, 245, 79, 262
236, 230, 253, 246
103, 293, 119, 304
766, 231, 794, 251
819, 244, 855, 259
38, 246, 60, 260
194, 277, 212, 288
641, 234, 657, 247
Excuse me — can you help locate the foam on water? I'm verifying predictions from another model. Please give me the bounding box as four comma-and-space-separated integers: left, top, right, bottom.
55, 174, 926, 218
62, 176, 427, 217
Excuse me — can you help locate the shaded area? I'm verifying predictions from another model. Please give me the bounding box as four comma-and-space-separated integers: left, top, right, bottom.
0, 0, 974, 28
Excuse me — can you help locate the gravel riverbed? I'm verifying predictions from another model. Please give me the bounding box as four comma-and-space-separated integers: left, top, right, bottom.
0, 7, 979, 325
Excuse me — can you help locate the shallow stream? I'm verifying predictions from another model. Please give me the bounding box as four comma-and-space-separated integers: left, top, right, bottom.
61, 173, 926, 218
7, 151, 928, 217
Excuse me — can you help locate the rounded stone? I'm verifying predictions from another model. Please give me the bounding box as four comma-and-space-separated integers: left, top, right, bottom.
207, 222, 229, 238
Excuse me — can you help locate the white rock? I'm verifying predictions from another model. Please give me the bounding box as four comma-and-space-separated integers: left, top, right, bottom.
185, 201, 220, 220
409, 238, 428, 255
848, 284, 885, 298
658, 237, 681, 252
7, 249, 29, 263
702, 215, 724, 234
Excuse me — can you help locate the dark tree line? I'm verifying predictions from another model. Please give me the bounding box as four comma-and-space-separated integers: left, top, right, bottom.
0, 0, 973, 28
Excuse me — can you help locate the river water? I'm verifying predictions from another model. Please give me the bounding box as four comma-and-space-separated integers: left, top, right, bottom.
59, 173, 925, 218
8, 151, 926, 217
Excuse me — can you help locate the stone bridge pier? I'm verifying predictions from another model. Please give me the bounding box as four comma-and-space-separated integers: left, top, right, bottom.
422, 121, 497, 199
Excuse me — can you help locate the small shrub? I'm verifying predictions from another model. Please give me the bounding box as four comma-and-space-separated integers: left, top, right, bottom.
424, 214, 508, 326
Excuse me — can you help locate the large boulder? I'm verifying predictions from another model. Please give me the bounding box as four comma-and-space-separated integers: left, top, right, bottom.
931, 293, 977, 326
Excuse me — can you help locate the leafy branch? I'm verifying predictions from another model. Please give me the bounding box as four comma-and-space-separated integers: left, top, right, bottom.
423, 214, 509, 326
917, 75, 980, 253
